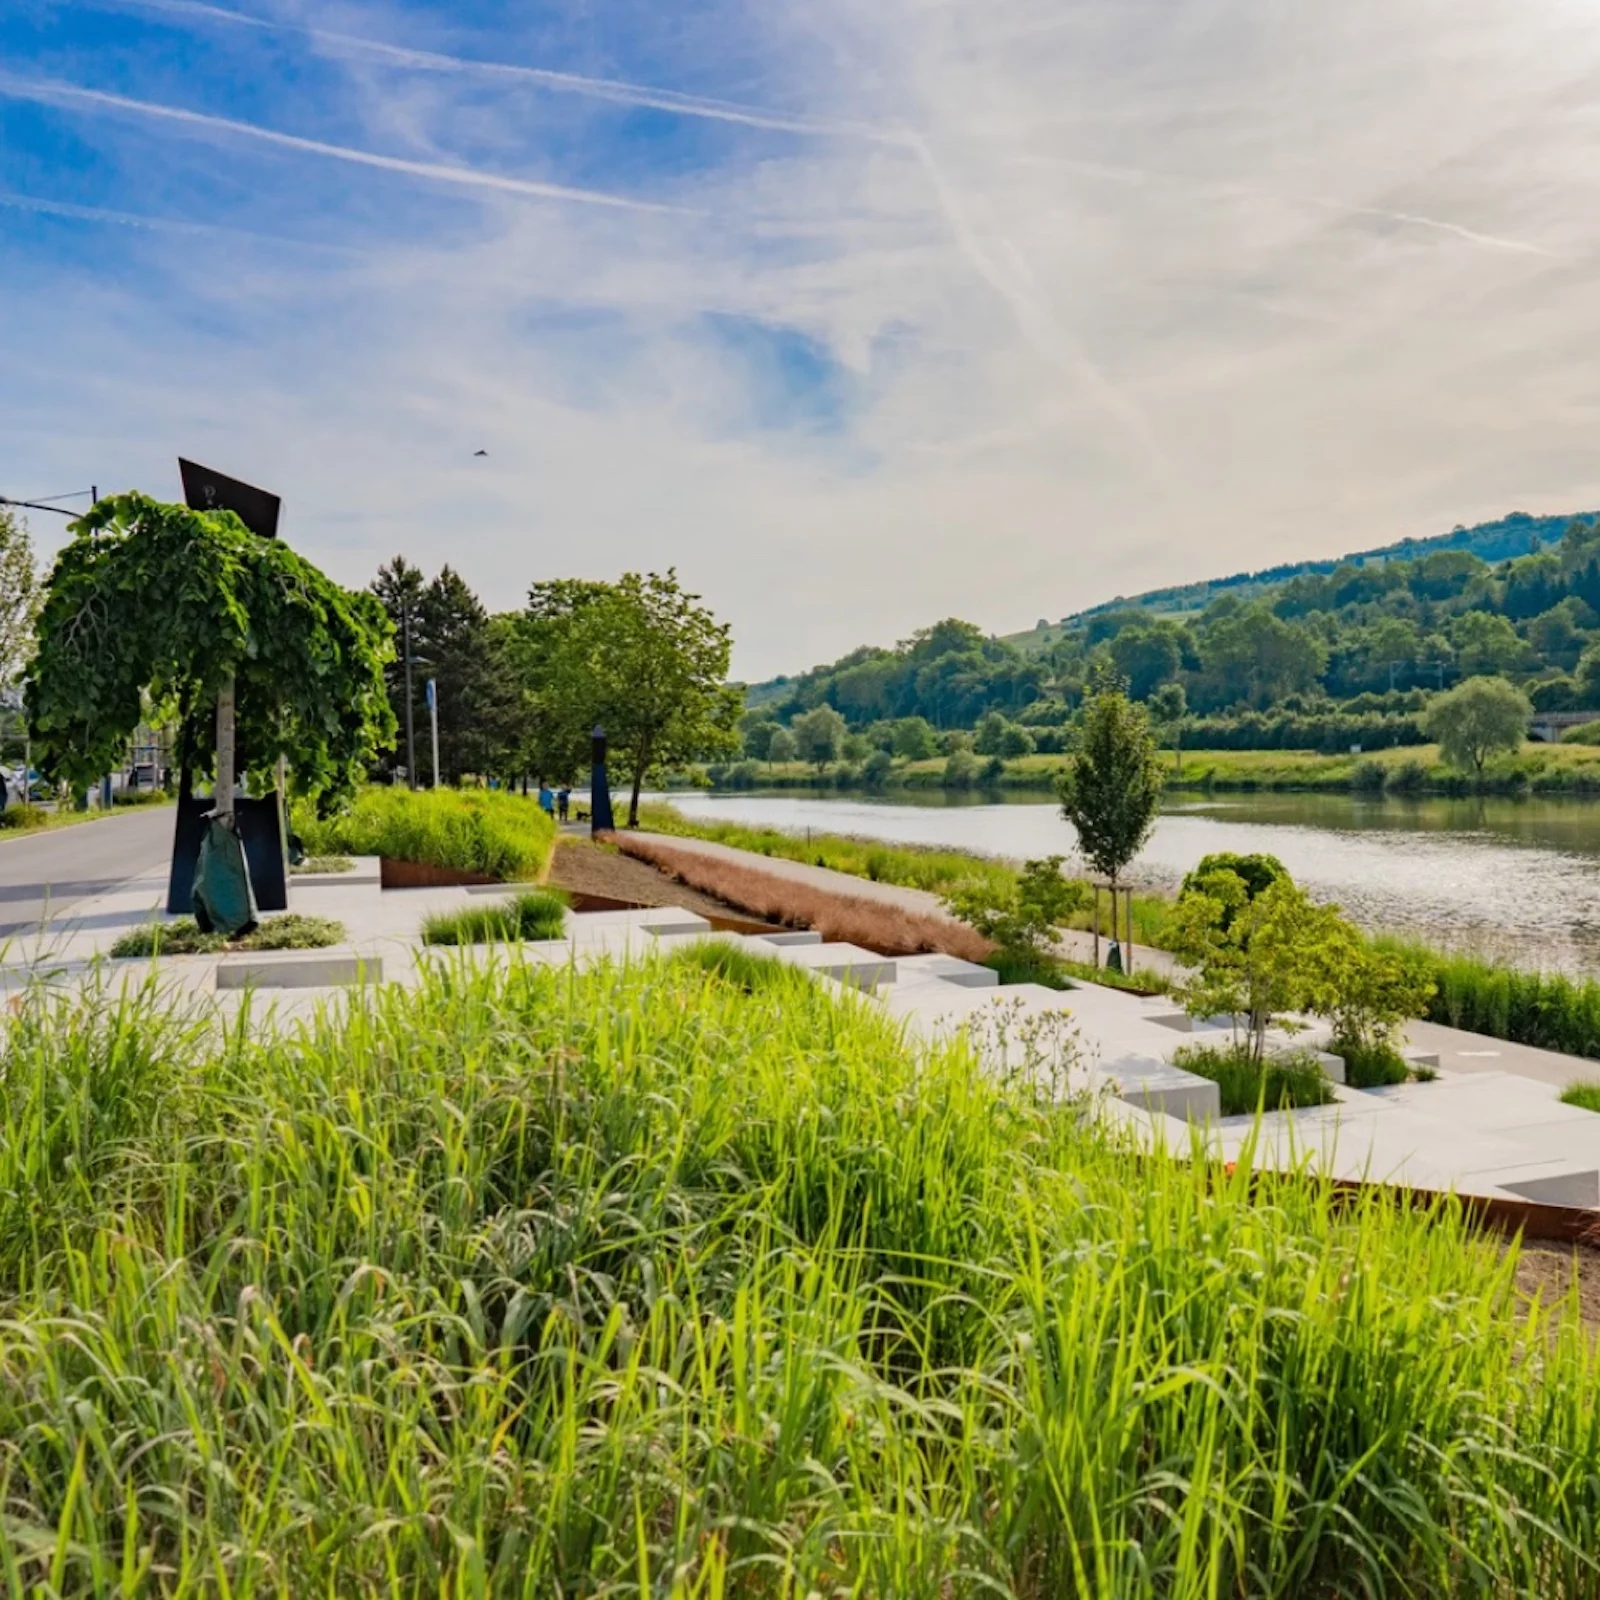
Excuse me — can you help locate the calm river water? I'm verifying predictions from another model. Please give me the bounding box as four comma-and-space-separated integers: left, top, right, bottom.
660, 789, 1600, 975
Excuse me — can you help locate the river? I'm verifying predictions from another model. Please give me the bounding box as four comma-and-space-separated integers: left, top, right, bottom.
657, 789, 1600, 975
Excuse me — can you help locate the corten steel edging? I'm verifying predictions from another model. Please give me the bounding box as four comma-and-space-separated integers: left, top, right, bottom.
1213, 1159, 1600, 1246
379, 858, 500, 890
1323, 1175, 1600, 1246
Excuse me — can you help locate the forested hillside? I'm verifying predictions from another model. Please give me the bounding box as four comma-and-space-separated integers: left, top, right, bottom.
739, 514, 1600, 760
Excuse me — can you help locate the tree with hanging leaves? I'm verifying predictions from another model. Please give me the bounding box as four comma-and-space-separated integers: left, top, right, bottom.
26, 493, 394, 808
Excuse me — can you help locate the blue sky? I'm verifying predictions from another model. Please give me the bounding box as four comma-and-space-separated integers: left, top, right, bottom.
4, 0, 1600, 677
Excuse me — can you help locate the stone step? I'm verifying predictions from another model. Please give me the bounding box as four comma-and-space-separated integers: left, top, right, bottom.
215, 948, 383, 990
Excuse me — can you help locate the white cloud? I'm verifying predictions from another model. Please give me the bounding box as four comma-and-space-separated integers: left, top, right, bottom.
6, 0, 1600, 677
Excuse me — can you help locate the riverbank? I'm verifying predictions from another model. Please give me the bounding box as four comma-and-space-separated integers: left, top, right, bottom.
639, 802, 1600, 1068
704, 742, 1600, 796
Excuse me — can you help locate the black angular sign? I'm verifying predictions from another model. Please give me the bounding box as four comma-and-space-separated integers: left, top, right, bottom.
179, 458, 281, 539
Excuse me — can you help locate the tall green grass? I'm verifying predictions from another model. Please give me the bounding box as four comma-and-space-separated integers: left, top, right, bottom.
0, 956, 1596, 1594
293, 786, 556, 881
420, 889, 568, 945
1374, 935, 1600, 1060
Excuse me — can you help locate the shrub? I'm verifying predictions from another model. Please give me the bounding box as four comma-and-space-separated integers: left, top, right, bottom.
1338, 1039, 1412, 1089
1348, 757, 1388, 792
1559, 720, 1600, 745
1560, 1081, 1600, 1113
944, 855, 1089, 971
1174, 1042, 1336, 1116
293, 787, 556, 881
293, 855, 354, 874
0, 806, 50, 831
111, 914, 344, 958
1384, 757, 1429, 794
420, 890, 568, 946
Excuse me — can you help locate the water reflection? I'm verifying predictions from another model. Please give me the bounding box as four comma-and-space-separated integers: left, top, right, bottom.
658, 789, 1600, 976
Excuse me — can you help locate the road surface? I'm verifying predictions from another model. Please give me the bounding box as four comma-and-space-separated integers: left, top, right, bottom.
0, 807, 174, 936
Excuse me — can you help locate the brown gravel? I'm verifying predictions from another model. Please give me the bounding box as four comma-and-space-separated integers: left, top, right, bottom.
1513, 1240, 1600, 1329
548, 836, 776, 923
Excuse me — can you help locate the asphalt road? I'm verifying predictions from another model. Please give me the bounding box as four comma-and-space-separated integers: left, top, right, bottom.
0, 806, 175, 936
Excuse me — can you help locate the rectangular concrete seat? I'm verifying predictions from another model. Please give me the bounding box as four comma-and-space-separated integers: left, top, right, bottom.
756, 929, 824, 947
216, 949, 382, 989
569, 907, 711, 937
772, 942, 896, 990
893, 952, 998, 989
1096, 1054, 1220, 1123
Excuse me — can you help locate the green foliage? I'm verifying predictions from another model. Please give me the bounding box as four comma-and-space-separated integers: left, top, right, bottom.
27, 494, 394, 805
0, 961, 1595, 1593
668, 937, 798, 992
110, 913, 344, 958
1326, 941, 1436, 1062
1559, 1081, 1600, 1113
1559, 719, 1600, 744
639, 803, 1014, 898
1179, 851, 1287, 915
944, 854, 1089, 966
0, 504, 39, 690
293, 855, 354, 874
517, 571, 740, 825
1173, 1042, 1336, 1116
791, 703, 847, 769
1056, 683, 1164, 886
892, 715, 937, 760
1378, 937, 1600, 1060
942, 745, 980, 787
1170, 874, 1354, 1060
766, 724, 797, 764
1339, 1040, 1414, 1090
1421, 674, 1531, 775
420, 889, 568, 946
293, 786, 556, 880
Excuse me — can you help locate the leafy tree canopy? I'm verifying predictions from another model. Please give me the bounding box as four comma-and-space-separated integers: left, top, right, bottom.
1057, 682, 1164, 887
1420, 675, 1530, 776
26, 493, 394, 805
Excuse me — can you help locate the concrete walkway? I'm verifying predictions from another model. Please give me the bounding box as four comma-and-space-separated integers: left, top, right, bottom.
634, 830, 1597, 1093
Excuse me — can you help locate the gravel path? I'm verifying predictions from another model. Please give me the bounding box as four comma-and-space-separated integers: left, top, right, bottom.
548, 837, 776, 922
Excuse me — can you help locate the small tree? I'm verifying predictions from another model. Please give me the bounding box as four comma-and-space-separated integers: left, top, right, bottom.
1169, 872, 1352, 1061
1057, 681, 1164, 958
998, 722, 1036, 759
541, 571, 741, 827
974, 709, 1010, 755
1421, 675, 1530, 778
1327, 944, 1436, 1066
945, 855, 1089, 977
893, 716, 937, 760
767, 725, 797, 766
1150, 681, 1187, 775
791, 705, 846, 772
741, 714, 780, 762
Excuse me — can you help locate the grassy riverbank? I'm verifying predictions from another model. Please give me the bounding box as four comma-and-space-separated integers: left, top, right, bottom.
642, 804, 1600, 1061
1, 957, 1596, 1594
709, 742, 1600, 795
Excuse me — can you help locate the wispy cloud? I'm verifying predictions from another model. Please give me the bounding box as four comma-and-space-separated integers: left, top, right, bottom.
5, 0, 1600, 679
111, 0, 898, 142
0, 73, 693, 214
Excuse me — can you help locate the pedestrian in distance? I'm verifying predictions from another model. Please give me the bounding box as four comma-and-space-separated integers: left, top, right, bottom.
537, 782, 555, 817
557, 787, 571, 822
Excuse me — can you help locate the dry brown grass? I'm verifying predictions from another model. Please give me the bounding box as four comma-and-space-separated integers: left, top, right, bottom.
613, 833, 992, 960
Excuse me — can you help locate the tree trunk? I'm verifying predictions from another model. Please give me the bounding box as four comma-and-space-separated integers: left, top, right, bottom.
628, 741, 647, 829
215, 675, 236, 820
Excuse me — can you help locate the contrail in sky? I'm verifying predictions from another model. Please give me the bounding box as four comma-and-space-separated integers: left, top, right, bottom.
111, 0, 897, 143
0, 74, 694, 214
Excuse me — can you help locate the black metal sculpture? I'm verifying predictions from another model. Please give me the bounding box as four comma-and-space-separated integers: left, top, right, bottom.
590, 725, 616, 834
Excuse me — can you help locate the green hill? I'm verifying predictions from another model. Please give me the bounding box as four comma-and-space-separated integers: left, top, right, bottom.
1001, 510, 1595, 653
